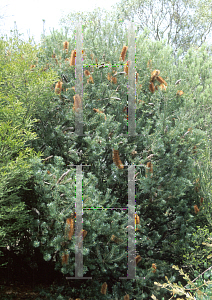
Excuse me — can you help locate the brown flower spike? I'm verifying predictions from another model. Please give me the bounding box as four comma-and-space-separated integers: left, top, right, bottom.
93, 108, 106, 120
120, 46, 128, 61
65, 218, 74, 240
70, 50, 76, 66
151, 69, 160, 81
146, 162, 153, 178
63, 41, 69, 53
113, 149, 124, 169
55, 81, 63, 94
73, 94, 82, 112
152, 263, 157, 273
101, 282, 107, 295
61, 251, 69, 265
156, 75, 167, 86
194, 205, 200, 214
136, 255, 142, 265
149, 82, 155, 93
176, 90, 184, 96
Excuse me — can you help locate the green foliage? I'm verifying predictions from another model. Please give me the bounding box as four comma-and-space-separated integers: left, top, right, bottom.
152, 264, 212, 299
2, 7, 212, 299
0, 36, 49, 251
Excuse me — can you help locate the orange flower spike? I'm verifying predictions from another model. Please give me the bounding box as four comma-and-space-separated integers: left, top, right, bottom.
113, 149, 124, 169
101, 282, 107, 295
152, 263, 157, 273
112, 76, 117, 84
89, 75, 94, 83
61, 251, 69, 265
120, 45, 128, 61
124, 63, 128, 75
146, 162, 153, 177
55, 81, 63, 94
136, 255, 142, 265
194, 205, 200, 214
136, 72, 139, 83
176, 90, 184, 96
149, 82, 155, 93
200, 197, 204, 206
84, 69, 90, 77
63, 41, 69, 53
147, 59, 152, 69
151, 69, 160, 81
70, 50, 76, 66
73, 94, 82, 112
156, 75, 167, 86
65, 218, 75, 240
159, 84, 167, 91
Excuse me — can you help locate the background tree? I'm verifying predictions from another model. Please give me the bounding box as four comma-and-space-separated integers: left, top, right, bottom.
109, 0, 212, 64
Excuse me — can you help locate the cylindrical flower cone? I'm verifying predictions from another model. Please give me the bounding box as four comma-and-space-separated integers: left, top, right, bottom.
113, 149, 124, 169
151, 69, 160, 81
65, 218, 74, 240
120, 46, 128, 61
70, 50, 76, 66
101, 282, 107, 295
149, 82, 155, 93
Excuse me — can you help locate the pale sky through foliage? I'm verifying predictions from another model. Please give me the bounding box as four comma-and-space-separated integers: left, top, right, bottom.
0, 0, 212, 51
0, 0, 125, 45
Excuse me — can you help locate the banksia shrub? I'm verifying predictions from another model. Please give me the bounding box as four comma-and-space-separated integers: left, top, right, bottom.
120, 45, 128, 61
55, 81, 63, 94
194, 205, 200, 214
101, 282, 107, 295
65, 218, 74, 240
113, 149, 124, 169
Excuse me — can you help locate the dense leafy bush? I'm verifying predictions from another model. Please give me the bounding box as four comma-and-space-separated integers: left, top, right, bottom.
1, 8, 212, 299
